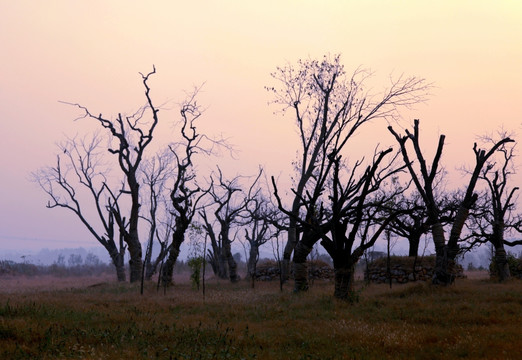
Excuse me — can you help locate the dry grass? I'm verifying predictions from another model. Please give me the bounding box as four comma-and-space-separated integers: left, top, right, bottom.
0, 274, 521, 359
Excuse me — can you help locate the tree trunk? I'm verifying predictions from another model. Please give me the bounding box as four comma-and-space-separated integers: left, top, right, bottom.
126, 231, 143, 283
333, 264, 355, 300
160, 226, 186, 287
293, 227, 322, 292
217, 251, 228, 279
431, 222, 454, 285
126, 174, 143, 283
408, 233, 421, 257
293, 241, 312, 292
282, 218, 298, 282
145, 246, 167, 281
110, 252, 126, 282
106, 242, 126, 282
143, 237, 154, 281
247, 245, 259, 281
433, 205, 470, 285
224, 239, 240, 283
433, 245, 458, 285
494, 247, 511, 282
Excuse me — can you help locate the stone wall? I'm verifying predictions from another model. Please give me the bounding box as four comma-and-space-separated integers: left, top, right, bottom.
253, 260, 334, 281
365, 256, 465, 284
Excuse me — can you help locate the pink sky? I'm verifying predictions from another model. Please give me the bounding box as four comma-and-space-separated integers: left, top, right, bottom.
1, 1, 521, 251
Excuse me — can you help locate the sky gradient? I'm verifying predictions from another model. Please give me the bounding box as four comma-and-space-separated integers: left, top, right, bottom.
1, 1, 521, 251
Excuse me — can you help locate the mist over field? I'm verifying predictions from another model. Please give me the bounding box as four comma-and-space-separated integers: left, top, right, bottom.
0, 242, 498, 270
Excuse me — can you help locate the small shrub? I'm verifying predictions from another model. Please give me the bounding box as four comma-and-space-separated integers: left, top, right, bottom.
188, 256, 205, 290
489, 252, 522, 279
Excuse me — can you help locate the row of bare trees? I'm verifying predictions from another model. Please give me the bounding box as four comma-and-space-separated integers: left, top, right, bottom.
33, 68, 283, 289
33, 57, 522, 300
268, 55, 522, 299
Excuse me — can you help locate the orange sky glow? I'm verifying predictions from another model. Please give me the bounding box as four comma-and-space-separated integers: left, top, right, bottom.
1, 0, 521, 251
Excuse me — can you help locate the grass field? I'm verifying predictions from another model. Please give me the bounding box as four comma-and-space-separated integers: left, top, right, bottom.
0, 272, 521, 359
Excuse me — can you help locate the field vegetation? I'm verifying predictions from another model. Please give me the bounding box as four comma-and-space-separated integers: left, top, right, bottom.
1, 271, 521, 359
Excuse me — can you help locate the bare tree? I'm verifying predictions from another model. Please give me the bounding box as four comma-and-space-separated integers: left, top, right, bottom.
273, 147, 407, 299
32, 134, 126, 281
202, 168, 261, 283
382, 189, 459, 258
139, 150, 175, 283
266, 54, 430, 282
160, 89, 214, 288
243, 181, 284, 288
64, 67, 160, 282
388, 119, 513, 285
384, 192, 429, 257
467, 135, 519, 281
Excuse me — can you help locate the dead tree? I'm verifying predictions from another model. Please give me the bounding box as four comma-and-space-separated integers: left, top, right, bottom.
32, 134, 126, 281
65, 67, 160, 282
266, 54, 430, 282
388, 119, 513, 285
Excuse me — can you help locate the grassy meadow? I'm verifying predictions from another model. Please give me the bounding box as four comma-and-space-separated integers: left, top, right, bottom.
0, 273, 521, 359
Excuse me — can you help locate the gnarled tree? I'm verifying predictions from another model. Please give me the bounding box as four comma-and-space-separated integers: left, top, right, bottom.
65, 68, 160, 282
160, 89, 214, 287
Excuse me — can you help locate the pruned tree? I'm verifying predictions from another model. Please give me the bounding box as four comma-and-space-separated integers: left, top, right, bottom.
64, 67, 160, 282
266, 54, 430, 282
466, 135, 519, 281
388, 119, 513, 285
32, 134, 126, 281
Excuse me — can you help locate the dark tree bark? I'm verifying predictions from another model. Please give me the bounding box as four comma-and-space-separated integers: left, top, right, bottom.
161, 217, 190, 286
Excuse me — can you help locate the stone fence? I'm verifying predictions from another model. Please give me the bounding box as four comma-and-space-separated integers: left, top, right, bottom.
365, 256, 465, 284
253, 260, 334, 281
253, 256, 466, 283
